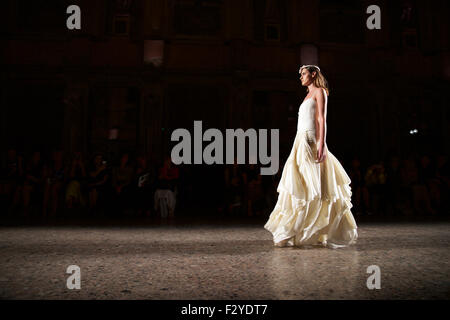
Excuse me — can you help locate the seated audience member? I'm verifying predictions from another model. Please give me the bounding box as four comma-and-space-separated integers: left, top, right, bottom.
154, 156, 179, 218
42, 150, 66, 217
112, 153, 135, 216
87, 154, 109, 214
1, 149, 23, 216
65, 152, 87, 210
135, 155, 156, 217
22, 151, 44, 217
224, 159, 245, 216
245, 163, 264, 217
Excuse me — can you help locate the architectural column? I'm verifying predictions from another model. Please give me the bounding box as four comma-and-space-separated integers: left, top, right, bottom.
62, 84, 89, 156
230, 76, 251, 129
226, 0, 253, 41
0, 75, 7, 156
141, 85, 164, 164
142, 0, 165, 38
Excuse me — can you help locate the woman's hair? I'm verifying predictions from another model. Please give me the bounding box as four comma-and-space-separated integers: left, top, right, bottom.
300, 65, 330, 96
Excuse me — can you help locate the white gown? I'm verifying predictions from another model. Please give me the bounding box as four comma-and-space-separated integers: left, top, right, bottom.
264, 96, 358, 248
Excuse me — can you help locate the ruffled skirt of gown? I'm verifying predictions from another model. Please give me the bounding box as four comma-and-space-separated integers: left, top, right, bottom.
264, 129, 358, 248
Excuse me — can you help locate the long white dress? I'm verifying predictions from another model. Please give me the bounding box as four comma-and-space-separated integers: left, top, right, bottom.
264, 95, 358, 248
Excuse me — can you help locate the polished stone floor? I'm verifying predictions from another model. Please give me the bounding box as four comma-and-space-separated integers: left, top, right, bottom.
0, 218, 449, 300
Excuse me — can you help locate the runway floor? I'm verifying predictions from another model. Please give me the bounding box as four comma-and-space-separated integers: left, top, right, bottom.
0, 217, 449, 300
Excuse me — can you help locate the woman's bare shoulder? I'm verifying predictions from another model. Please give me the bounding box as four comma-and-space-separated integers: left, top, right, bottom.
313, 88, 326, 101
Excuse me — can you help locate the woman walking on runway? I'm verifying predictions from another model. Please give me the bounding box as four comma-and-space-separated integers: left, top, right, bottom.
264, 65, 358, 248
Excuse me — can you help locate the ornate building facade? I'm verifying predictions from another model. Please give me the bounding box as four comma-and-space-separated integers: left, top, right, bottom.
1, 0, 449, 165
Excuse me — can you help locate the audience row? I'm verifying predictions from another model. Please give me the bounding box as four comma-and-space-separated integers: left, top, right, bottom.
0, 149, 448, 220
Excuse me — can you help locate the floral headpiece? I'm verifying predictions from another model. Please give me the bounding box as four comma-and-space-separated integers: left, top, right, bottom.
299, 65, 320, 72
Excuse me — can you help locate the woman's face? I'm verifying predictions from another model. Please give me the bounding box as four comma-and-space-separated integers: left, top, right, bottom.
299, 68, 315, 86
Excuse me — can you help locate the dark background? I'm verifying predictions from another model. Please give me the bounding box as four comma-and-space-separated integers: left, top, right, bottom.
0, 0, 449, 223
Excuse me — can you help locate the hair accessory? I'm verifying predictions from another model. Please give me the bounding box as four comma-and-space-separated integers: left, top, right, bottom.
299, 65, 320, 72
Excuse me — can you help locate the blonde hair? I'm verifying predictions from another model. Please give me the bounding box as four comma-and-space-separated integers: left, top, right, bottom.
299, 65, 330, 96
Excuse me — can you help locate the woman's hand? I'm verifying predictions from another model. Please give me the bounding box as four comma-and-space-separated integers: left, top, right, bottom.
316, 142, 327, 163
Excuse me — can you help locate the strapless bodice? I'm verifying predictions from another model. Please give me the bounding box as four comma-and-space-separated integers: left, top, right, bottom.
297, 98, 316, 132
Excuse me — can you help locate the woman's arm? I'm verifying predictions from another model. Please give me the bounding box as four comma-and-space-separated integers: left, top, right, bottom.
315, 88, 327, 162
315, 88, 327, 146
